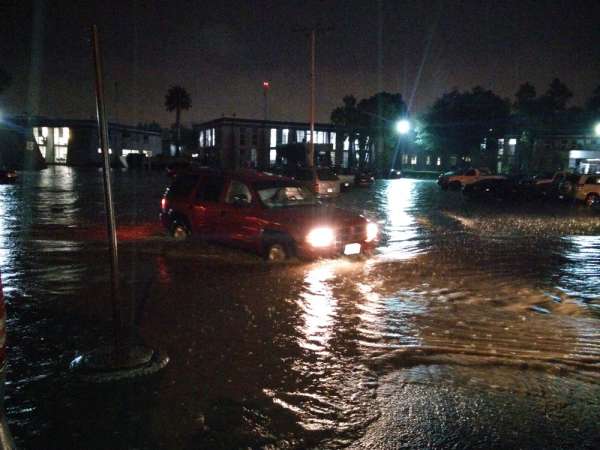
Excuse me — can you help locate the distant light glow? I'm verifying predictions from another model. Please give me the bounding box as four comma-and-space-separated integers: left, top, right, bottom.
395, 119, 410, 135
595, 123, 600, 136
263, 81, 270, 88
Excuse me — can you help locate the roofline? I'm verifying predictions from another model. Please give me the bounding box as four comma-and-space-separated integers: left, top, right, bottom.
7, 116, 162, 136
192, 116, 352, 130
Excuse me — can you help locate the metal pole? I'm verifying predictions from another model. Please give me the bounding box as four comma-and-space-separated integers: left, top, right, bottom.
92, 25, 122, 353
308, 29, 316, 168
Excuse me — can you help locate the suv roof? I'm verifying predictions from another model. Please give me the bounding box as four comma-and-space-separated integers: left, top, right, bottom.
179, 168, 289, 184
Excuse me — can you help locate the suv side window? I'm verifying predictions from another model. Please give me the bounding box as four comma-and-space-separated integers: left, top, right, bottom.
225, 180, 253, 205
168, 175, 199, 198
196, 176, 225, 203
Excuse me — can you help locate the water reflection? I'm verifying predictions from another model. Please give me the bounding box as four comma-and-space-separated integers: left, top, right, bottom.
299, 261, 337, 352
379, 179, 423, 261
558, 235, 600, 306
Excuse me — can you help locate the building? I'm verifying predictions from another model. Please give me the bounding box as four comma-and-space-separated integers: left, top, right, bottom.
193, 117, 344, 170
11, 116, 162, 166
493, 133, 600, 174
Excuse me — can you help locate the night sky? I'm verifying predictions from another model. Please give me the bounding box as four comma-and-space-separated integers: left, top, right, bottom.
1, 0, 599, 127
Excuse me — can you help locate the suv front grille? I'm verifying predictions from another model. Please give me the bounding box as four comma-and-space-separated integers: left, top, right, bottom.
337, 225, 365, 244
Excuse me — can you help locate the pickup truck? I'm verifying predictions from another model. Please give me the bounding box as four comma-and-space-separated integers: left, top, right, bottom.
438, 168, 506, 190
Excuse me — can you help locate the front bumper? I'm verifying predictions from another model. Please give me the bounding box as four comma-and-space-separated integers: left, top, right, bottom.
296, 240, 376, 260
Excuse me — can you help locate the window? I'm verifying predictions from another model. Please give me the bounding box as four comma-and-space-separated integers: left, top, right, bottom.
270, 128, 277, 148
509, 138, 517, 146
282, 129, 289, 145
199, 131, 205, 147
197, 176, 225, 203
436, 157, 441, 166
240, 127, 246, 146
330, 132, 336, 150
410, 155, 417, 165
225, 180, 252, 204
251, 129, 258, 146
426, 155, 431, 165
402, 154, 408, 164
297, 130, 305, 143
343, 137, 349, 150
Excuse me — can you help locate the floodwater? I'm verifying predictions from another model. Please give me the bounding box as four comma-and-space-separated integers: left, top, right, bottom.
1, 166, 600, 449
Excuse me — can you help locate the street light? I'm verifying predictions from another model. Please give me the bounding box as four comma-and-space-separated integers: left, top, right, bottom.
395, 119, 411, 135
594, 122, 600, 137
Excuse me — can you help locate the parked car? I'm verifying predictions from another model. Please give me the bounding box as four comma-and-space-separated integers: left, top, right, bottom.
557, 173, 583, 200
333, 167, 355, 191
533, 171, 572, 198
160, 169, 378, 261
0, 170, 17, 184
281, 167, 341, 198
569, 174, 600, 206
355, 170, 375, 187
462, 178, 520, 201
438, 167, 505, 190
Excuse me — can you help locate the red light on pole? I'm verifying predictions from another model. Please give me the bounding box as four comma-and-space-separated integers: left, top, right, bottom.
262, 81, 270, 89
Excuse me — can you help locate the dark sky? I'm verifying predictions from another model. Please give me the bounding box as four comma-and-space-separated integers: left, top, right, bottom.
1, 0, 599, 127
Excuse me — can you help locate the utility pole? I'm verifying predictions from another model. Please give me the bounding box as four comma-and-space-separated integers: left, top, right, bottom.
262, 81, 270, 121
293, 25, 332, 168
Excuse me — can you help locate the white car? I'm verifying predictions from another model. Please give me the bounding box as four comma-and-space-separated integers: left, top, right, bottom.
438, 168, 505, 190
572, 174, 600, 206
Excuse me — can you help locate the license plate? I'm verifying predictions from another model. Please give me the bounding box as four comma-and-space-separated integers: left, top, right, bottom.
327, 188, 333, 193
344, 243, 361, 255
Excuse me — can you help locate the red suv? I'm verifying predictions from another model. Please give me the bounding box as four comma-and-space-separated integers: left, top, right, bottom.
160, 169, 378, 261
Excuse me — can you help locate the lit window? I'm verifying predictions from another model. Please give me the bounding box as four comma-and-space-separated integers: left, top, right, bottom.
509, 138, 517, 146
343, 137, 349, 150
436, 157, 441, 166
270, 149, 277, 164
426, 155, 431, 165
199, 131, 204, 147
270, 128, 277, 148
402, 154, 408, 164
411, 155, 417, 165
42, 127, 48, 138
297, 130, 305, 143
354, 139, 359, 149
330, 132, 336, 150
282, 129, 289, 145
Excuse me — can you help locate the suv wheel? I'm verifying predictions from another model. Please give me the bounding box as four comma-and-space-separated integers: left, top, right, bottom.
586, 193, 599, 207
171, 223, 190, 241
265, 243, 287, 262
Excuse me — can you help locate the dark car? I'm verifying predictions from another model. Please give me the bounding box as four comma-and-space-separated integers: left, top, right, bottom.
160, 169, 378, 261
355, 170, 375, 187
462, 178, 520, 201
0, 170, 17, 184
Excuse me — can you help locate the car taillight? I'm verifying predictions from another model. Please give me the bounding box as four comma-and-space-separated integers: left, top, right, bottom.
161, 198, 167, 210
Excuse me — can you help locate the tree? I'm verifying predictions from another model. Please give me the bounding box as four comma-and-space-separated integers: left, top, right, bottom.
356, 92, 408, 172
0, 68, 11, 96
540, 78, 573, 112
419, 87, 511, 169
514, 82, 537, 116
330, 95, 361, 167
164, 86, 191, 156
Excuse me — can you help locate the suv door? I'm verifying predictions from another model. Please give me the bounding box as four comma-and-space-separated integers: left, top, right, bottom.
191, 175, 225, 239
220, 179, 263, 247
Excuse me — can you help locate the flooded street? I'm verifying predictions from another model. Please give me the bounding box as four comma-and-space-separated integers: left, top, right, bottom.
1, 166, 600, 449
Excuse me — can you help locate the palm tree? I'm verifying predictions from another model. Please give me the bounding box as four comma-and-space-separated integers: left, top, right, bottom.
164, 86, 191, 156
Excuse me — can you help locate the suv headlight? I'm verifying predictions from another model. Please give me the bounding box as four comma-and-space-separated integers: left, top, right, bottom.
366, 222, 378, 242
306, 227, 335, 247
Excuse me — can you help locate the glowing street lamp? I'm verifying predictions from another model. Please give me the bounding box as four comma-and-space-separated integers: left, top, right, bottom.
395, 119, 411, 135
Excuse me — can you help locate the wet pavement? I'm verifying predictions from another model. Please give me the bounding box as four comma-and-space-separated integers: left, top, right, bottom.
1, 166, 600, 449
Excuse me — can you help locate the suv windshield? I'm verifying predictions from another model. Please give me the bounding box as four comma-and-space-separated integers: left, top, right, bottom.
316, 168, 338, 181
255, 182, 318, 208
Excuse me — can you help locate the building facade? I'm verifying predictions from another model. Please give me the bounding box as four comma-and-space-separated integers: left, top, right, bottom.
493, 133, 600, 174
15, 116, 162, 166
